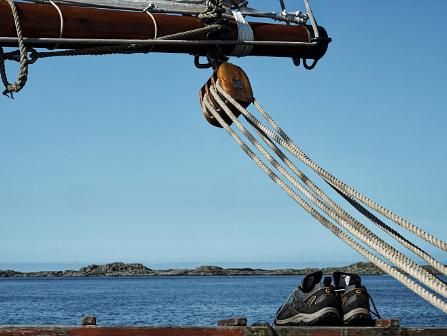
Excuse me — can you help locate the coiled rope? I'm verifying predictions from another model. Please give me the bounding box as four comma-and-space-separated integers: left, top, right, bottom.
201, 80, 447, 314
0, 0, 29, 97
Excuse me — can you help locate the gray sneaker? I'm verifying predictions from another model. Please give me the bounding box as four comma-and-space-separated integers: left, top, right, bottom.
333, 271, 374, 326
275, 271, 341, 326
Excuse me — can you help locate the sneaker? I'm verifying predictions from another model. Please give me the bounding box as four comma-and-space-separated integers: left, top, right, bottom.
275, 271, 341, 326
333, 271, 373, 326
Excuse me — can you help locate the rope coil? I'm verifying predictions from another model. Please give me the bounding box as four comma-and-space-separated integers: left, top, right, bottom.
0, 0, 29, 97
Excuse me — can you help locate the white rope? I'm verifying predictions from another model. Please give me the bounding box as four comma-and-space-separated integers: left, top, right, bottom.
209, 83, 447, 299
48, 0, 64, 50
253, 98, 447, 253
213, 82, 447, 276
144, 10, 158, 40
303, 0, 319, 39
231, 10, 253, 57
211, 81, 447, 253
141, 9, 158, 52
201, 91, 447, 314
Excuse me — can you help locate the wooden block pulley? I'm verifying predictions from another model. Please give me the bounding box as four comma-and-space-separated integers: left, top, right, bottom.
199, 63, 253, 128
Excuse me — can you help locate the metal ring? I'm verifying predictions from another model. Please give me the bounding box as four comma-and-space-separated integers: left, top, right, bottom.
303, 58, 318, 70
194, 55, 212, 69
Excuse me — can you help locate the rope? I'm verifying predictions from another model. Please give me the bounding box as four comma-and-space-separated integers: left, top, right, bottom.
26, 24, 223, 60
201, 91, 447, 314
214, 82, 447, 277
144, 9, 158, 53
209, 83, 447, 300
0, 6, 222, 95
198, 0, 224, 20
0, 0, 29, 97
303, 0, 319, 39
252, 98, 447, 252
48, 0, 64, 49
329, 183, 447, 276
211, 80, 447, 253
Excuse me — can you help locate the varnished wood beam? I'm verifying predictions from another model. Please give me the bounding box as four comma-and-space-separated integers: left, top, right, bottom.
0, 0, 329, 59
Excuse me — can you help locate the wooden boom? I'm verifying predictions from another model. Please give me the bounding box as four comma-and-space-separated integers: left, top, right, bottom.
0, 0, 329, 59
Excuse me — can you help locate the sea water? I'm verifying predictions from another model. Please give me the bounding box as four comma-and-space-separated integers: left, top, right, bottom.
0, 275, 446, 326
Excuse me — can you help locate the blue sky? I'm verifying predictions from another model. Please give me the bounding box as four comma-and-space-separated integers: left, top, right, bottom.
0, 0, 446, 271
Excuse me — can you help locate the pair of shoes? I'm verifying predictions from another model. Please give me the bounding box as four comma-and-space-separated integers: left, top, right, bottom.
274, 271, 374, 326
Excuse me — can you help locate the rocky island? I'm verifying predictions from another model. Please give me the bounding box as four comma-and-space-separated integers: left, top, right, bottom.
0, 261, 442, 278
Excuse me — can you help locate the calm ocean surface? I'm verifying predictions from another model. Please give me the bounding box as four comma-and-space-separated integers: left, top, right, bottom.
0, 275, 446, 327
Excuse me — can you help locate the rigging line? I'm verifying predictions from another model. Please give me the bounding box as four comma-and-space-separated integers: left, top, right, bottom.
201, 92, 447, 314
303, 0, 318, 39
328, 181, 447, 276
48, 0, 64, 49
209, 83, 447, 298
242, 110, 447, 278
26, 24, 223, 60
277, 0, 300, 66
145, 10, 158, 39
251, 98, 447, 252
278, 0, 287, 11
143, 8, 158, 52
213, 81, 447, 256
245, 110, 446, 276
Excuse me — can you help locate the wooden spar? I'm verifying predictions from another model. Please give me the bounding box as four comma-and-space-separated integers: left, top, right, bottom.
0, 0, 329, 59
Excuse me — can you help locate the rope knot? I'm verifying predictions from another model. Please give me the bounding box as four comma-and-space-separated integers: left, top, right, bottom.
198, 0, 225, 20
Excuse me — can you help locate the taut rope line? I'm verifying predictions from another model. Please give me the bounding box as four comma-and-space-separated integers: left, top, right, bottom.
252, 98, 447, 252
202, 91, 447, 314
214, 82, 447, 276
209, 83, 447, 299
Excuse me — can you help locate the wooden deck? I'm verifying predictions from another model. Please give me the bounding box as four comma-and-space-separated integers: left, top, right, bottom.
1, 323, 446, 336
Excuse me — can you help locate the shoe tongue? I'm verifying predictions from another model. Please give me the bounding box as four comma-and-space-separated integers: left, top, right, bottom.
347, 274, 361, 287
333, 271, 361, 289
323, 276, 332, 287
301, 271, 322, 292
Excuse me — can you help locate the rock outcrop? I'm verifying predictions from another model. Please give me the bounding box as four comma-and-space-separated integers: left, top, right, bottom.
0, 261, 442, 277
77, 262, 153, 276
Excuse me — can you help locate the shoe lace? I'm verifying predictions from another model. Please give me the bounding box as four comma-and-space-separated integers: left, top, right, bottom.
272, 288, 297, 325
368, 291, 382, 319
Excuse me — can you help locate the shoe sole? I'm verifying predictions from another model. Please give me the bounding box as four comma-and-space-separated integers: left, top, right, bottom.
343, 308, 373, 326
276, 307, 340, 326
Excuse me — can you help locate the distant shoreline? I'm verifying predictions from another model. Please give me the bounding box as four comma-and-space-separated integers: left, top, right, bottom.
0, 261, 442, 278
